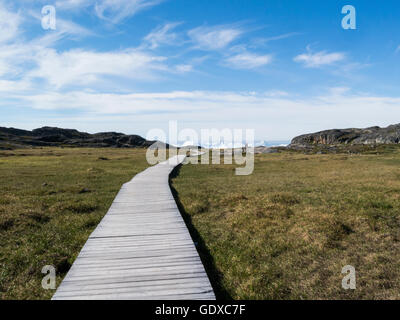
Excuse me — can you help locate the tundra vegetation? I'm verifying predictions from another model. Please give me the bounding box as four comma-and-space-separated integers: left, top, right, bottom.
171, 144, 400, 299
0, 148, 149, 299
1, 145, 400, 299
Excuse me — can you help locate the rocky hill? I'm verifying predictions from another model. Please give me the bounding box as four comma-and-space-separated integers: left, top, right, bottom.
0, 126, 161, 149
290, 124, 400, 146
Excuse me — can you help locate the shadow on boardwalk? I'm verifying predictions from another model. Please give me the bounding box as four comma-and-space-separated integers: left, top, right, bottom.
169, 164, 232, 300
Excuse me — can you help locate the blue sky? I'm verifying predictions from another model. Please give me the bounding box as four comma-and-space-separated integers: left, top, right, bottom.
1, 0, 400, 141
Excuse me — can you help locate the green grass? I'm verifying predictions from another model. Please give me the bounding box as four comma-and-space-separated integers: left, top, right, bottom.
171, 147, 400, 299
0, 148, 149, 299
2, 146, 400, 300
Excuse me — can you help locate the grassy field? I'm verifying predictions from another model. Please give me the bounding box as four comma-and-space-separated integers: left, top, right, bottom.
1, 146, 400, 300
0, 148, 149, 299
171, 146, 400, 299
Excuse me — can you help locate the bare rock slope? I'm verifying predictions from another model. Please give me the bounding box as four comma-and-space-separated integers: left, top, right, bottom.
290, 124, 400, 146
0, 126, 159, 149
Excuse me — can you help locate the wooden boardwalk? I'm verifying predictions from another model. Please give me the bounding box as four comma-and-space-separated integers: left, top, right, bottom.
52, 155, 215, 300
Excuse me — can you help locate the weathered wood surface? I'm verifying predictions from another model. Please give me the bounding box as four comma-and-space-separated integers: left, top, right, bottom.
53, 155, 215, 300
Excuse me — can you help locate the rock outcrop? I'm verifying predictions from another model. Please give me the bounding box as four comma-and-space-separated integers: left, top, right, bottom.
290, 124, 400, 146
0, 126, 161, 149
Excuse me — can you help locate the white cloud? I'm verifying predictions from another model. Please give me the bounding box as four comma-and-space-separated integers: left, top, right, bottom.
56, 0, 92, 9
0, 44, 32, 77
143, 22, 181, 49
0, 79, 31, 92
0, 5, 189, 92
51, 18, 95, 38
249, 32, 300, 48
0, 5, 34, 78
28, 48, 167, 88
2, 83, 400, 140
396, 45, 400, 53
0, 15, 95, 85
0, 5, 162, 83
175, 64, 193, 73
95, 0, 164, 23
294, 50, 345, 68
225, 52, 272, 69
4, 88, 397, 140
263, 90, 289, 97
27, 17, 95, 47
0, 3, 21, 44
188, 24, 244, 50
55, 0, 164, 22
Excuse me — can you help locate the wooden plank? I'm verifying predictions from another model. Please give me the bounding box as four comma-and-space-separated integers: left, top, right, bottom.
52, 155, 215, 300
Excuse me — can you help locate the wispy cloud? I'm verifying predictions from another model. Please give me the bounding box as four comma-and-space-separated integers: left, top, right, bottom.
294, 49, 345, 68
0, 3, 21, 44
27, 15, 95, 46
143, 22, 182, 49
0, 79, 31, 92
0, 3, 189, 91
94, 0, 164, 23
249, 32, 300, 48
55, 0, 164, 22
28, 48, 167, 88
55, 0, 91, 10
174, 64, 193, 73
188, 24, 244, 50
55, 18, 95, 39
186, 24, 275, 70
0, 43, 30, 77
225, 52, 272, 69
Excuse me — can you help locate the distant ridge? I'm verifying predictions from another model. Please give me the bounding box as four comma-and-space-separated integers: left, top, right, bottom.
290, 123, 400, 146
0, 126, 162, 149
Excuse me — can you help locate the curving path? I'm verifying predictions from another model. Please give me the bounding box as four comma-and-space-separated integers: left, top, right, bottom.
52, 155, 215, 300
